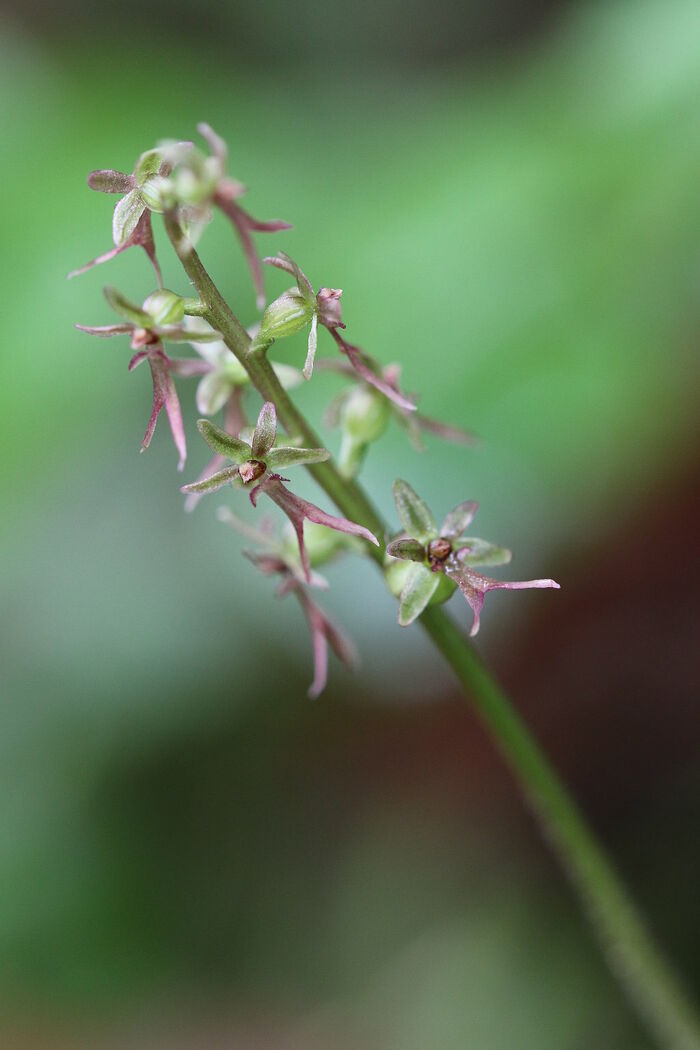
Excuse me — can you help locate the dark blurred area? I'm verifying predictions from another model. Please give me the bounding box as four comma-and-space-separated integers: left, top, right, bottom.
1, 0, 699, 1046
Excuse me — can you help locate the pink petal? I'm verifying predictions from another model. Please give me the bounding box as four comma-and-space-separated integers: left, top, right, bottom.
451, 566, 560, 637
329, 330, 417, 413
75, 323, 133, 337
68, 242, 129, 280
130, 211, 163, 287
417, 414, 479, 446
143, 351, 187, 470
215, 193, 291, 311
294, 588, 357, 699
67, 211, 161, 285
163, 365, 187, 471
128, 350, 148, 371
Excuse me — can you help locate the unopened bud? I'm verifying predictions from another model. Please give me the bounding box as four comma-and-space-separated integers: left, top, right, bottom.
257, 290, 314, 347
341, 385, 389, 444
143, 289, 186, 326
139, 174, 175, 212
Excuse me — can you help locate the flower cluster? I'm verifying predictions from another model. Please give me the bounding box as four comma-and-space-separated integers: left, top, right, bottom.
386, 480, 559, 634
70, 122, 560, 695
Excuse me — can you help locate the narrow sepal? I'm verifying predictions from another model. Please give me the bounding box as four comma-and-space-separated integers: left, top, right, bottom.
295, 588, 357, 698
441, 501, 479, 539
265, 446, 330, 469
417, 414, 479, 446
264, 252, 315, 303
386, 537, 426, 563
104, 286, 150, 326
75, 323, 133, 337
304, 312, 318, 380
215, 196, 291, 311
251, 402, 277, 458
142, 353, 187, 469
197, 121, 228, 163
87, 169, 133, 194
398, 563, 440, 626
133, 148, 164, 184
196, 372, 231, 416
454, 539, 512, 568
112, 189, 146, 246
197, 418, 251, 462
68, 211, 162, 286
181, 464, 241, 494
330, 331, 417, 412
392, 479, 437, 543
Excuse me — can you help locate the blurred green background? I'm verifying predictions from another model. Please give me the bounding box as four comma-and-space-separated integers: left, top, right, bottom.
1, 0, 699, 1045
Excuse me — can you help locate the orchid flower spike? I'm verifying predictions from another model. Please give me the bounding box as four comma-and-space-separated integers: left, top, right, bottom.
386, 480, 560, 633
76, 287, 219, 470
254, 252, 416, 412
68, 145, 184, 285
322, 360, 477, 478
182, 402, 378, 579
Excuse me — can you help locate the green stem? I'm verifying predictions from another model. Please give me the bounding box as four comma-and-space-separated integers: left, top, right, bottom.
165, 213, 700, 1049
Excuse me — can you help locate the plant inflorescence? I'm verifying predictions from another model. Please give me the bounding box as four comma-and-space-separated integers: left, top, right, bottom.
71, 123, 558, 696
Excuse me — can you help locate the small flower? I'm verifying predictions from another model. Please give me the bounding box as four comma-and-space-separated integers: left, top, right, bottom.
166, 123, 292, 309
182, 402, 378, 578
181, 399, 330, 495
68, 146, 182, 285
257, 253, 417, 413
219, 512, 356, 697
322, 360, 477, 478
76, 286, 219, 469
386, 480, 560, 633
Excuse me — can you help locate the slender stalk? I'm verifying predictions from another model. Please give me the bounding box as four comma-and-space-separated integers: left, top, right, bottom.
165, 213, 700, 1049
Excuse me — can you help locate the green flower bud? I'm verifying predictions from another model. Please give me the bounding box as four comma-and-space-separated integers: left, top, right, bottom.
139, 174, 175, 213
336, 385, 390, 478
384, 558, 456, 606
143, 289, 186, 327
256, 290, 314, 347
133, 148, 163, 185
172, 165, 217, 207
